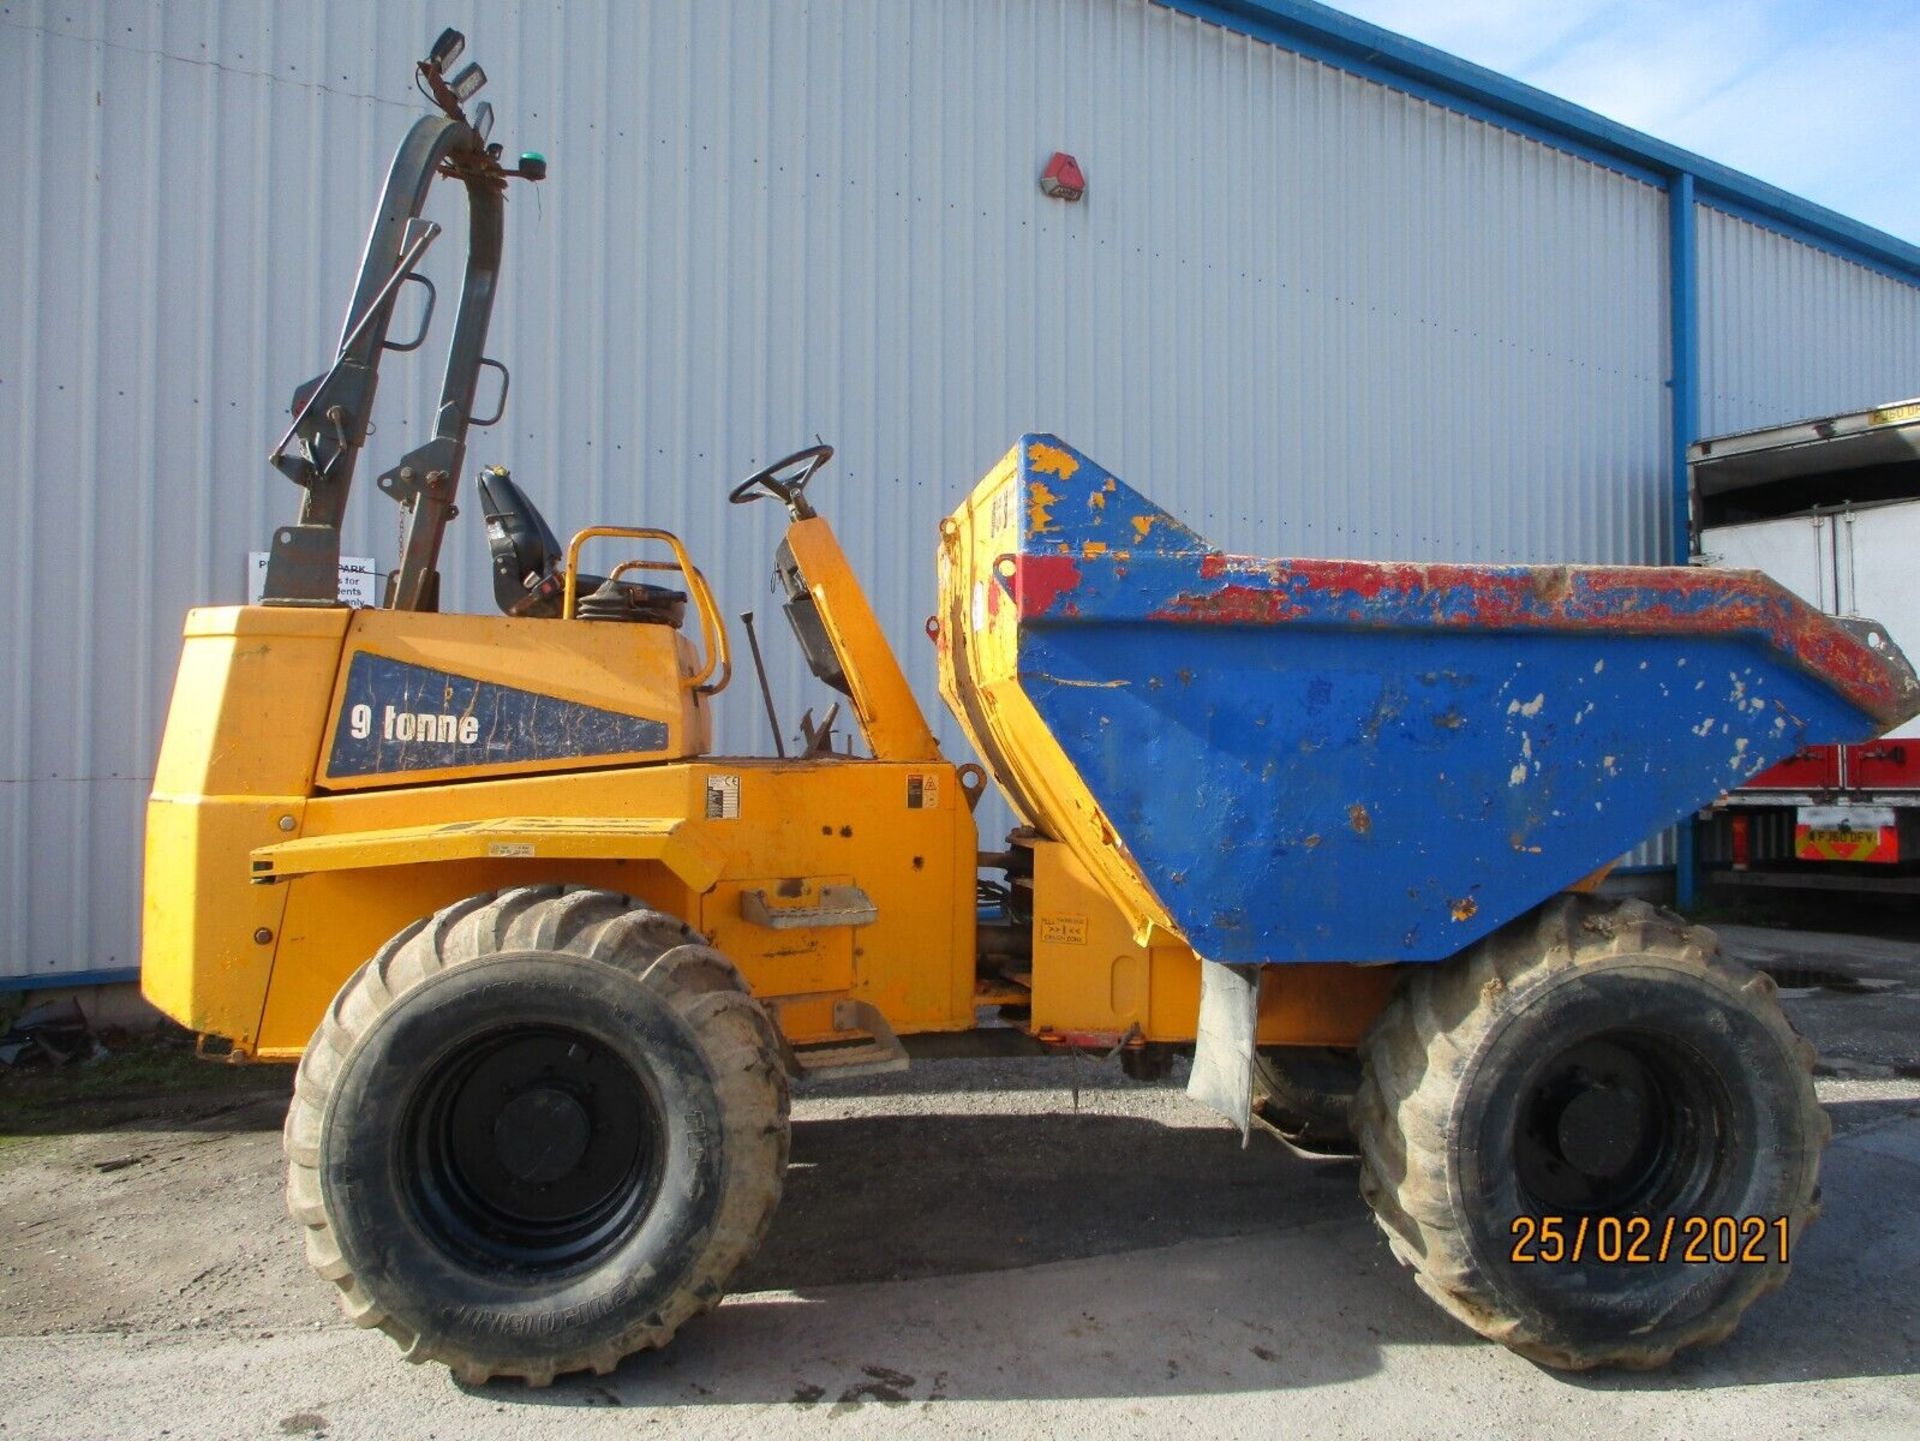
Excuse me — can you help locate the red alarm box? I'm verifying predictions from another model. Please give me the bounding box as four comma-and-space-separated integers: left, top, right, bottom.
1040, 151, 1085, 201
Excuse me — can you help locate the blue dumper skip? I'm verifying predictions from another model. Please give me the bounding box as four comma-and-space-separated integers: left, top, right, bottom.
999, 437, 1920, 965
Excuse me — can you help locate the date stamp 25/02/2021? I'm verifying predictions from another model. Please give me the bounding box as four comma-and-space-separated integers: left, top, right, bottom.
1508, 1215, 1790, 1266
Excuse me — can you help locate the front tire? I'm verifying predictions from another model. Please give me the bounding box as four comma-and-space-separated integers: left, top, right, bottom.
1353, 895, 1825, 1370
283, 886, 789, 1386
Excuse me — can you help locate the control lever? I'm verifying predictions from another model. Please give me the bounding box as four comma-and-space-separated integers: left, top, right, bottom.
798, 702, 841, 759
740, 612, 787, 759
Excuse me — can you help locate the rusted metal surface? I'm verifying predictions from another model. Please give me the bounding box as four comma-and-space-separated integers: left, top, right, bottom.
1005, 502, 1918, 734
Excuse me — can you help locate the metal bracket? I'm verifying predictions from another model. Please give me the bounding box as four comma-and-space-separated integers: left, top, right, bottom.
260, 523, 345, 607
376, 437, 462, 507
739, 884, 877, 930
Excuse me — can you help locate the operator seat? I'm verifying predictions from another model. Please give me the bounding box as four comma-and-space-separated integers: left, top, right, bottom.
478, 467, 686, 627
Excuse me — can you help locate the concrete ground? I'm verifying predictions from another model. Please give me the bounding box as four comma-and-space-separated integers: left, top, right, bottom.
2, 920, 1917, 1440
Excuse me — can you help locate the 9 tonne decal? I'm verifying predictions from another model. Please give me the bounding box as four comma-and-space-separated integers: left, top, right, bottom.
327, 653, 669, 777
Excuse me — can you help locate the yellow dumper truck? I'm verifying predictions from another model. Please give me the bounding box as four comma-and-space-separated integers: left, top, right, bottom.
143, 34, 1920, 1384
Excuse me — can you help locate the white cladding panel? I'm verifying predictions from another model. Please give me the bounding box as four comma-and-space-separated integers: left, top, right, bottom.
1699, 206, 1920, 436
14, 0, 1869, 986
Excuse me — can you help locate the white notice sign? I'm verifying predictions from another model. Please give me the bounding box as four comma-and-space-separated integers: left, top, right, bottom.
248, 552, 379, 607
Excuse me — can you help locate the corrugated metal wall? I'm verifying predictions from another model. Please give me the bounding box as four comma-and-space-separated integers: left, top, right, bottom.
1699, 206, 1920, 434
0, 0, 1719, 987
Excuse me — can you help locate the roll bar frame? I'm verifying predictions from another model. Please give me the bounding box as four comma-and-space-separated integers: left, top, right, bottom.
260, 33, 541, 610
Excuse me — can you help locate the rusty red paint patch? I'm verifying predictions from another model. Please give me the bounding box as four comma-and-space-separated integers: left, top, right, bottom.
1104, 554, 1914, 727
1016, 554, 1084, 617
1148, 583, 1309, 625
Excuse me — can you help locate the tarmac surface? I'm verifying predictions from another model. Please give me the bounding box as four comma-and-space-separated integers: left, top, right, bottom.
2, 916, 1917, 1440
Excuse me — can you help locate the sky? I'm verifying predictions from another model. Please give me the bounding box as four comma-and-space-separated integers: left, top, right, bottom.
1326, 0, 1920, 246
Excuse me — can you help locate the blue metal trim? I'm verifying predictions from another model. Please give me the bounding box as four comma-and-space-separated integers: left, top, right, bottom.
1167, 0, 1664, 187
1669, 172, 1702, 907
1670, 174, 1699, 567
0, 967, 141, 993
1160, 0, 1920, 284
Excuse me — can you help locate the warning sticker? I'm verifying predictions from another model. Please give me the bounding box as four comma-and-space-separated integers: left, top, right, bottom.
989, 481, 1017, 537
1038, 916, 1087, 945
705, 774, 741, 820
486, 841, 536, 858
907, 773, 942, 810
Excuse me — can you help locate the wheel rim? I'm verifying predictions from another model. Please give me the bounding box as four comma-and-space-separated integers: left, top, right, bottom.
401, 1024, 663, 1272
1512, 1029, 1729, 1215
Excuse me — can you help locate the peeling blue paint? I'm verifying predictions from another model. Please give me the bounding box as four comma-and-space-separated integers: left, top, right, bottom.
1001, 436, 1917, 965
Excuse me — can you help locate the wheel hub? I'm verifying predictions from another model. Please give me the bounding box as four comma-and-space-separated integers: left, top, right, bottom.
494, 1087, 593, 1185
403, 1025, 663, 1271
1514, 1031, 1719, 1215
1554, 1083, 1646, 1177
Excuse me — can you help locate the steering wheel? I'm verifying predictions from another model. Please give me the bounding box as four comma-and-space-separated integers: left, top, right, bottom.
727, 443, 834, 516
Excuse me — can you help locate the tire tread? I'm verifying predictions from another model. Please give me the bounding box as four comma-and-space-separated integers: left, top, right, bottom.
282, 885, 788, 1386
1353, 893, 1824, 1370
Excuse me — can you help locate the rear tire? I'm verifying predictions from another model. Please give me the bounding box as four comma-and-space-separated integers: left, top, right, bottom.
1252, 1046, 1360, 1154
282, 886, 789, 1386
1353, 894, 1825, 1370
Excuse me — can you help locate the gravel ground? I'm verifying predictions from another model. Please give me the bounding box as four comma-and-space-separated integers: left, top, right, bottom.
1, 920, 1917, 1439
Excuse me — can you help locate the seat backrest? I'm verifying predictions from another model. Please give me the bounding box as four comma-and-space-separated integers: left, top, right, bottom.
476, 466, 689, 626
478, 467, 566, 615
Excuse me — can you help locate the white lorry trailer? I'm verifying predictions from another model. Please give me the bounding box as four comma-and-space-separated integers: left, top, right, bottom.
1692, 397, 1920, 894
